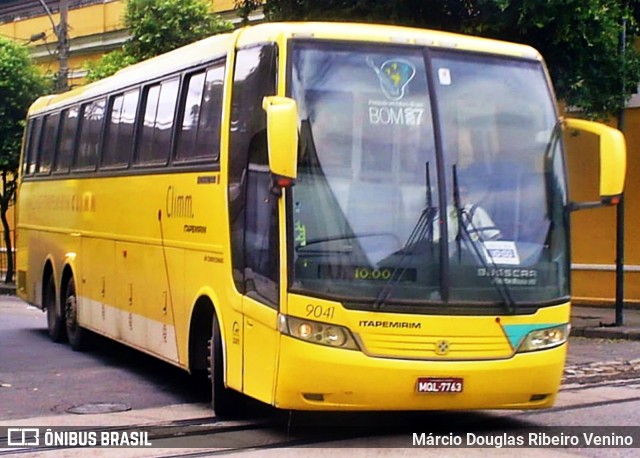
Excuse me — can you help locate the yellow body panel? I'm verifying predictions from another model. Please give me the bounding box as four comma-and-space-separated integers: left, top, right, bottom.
18, 171, 229, 368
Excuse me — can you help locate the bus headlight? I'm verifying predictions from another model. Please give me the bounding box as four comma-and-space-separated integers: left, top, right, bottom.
517, 324, 570, 353
279, 314, 360, 350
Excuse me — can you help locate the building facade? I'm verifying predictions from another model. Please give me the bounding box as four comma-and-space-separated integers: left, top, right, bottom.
0, 0, 246, 87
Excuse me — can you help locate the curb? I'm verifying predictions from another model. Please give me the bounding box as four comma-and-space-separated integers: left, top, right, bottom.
0, 283, 16, 295
571, 326, 640, 341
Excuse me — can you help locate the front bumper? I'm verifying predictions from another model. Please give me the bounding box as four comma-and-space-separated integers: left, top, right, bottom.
273, 336, 566, 411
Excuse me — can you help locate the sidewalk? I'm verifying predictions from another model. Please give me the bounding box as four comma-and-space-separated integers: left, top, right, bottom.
571, 303, 640, 340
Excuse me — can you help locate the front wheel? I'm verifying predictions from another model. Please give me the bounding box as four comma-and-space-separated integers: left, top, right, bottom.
44, 275, 65, 343
209, 315, 244, 418
64, 276, 87, 351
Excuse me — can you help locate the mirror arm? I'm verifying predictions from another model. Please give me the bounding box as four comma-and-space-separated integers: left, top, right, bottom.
568, 195, 622, 212
270, 173, 295, 197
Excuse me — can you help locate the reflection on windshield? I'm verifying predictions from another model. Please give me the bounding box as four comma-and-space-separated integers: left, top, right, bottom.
432, 52, 568, 305
289, 42, 569, 312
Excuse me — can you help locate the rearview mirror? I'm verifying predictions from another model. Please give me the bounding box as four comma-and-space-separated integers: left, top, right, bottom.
564, 118, 626, 210
262, 96, 298, 194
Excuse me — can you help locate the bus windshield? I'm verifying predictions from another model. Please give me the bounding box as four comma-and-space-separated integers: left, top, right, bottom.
289, 41, 569, 312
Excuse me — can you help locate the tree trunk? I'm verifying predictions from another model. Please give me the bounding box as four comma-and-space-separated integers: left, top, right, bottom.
1, 207, 13, 284
0, 169, 15, 284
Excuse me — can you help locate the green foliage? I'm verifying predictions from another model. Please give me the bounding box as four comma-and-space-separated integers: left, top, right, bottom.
124, 0, 234, 60
86, 0, 233, 82
235, 0, 263, 25
0, 37, 48, 282
466, 0, 640, 119
255, 0, 640, 119
0, 37, 48, 171
85, 50, 138, 81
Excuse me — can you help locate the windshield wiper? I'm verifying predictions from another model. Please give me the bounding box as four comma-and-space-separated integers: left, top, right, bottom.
296, 232, 402, 254
374, 162, 437, 309
452, 165, 516, 314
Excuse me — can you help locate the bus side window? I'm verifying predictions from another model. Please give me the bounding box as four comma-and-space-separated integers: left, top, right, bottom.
23, 117, 44, 176
136, 78, 179, 166
75, 99, 105, 171
103, 89, 139, 168
176, 61, 225, 162
37, 112, 61, 175
54, 106, 79, 173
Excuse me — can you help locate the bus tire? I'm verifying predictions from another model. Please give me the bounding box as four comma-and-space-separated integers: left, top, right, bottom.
209, 314, 244, 418
44, 275, 65, 343
64, 276, 87, 351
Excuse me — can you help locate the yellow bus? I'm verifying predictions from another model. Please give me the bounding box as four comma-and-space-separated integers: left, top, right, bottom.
17, 22, 626, 416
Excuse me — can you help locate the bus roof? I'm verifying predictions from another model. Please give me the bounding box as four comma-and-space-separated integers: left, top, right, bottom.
236, 22, 541, 59
28, 21, 542, 115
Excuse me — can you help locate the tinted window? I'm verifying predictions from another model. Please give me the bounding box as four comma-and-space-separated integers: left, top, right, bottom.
55, 106, 79, 173
23, 117, 44, 176
228, 44, 278, 304
38, 113, 60, 174
75, 99, 105, 170
103, 89, 139, 167
176, 63, 225, 162
136, 78, 179, 165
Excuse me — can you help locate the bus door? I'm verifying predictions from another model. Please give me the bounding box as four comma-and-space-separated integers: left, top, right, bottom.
228, 44, 280, 401
239, 180, 280, 401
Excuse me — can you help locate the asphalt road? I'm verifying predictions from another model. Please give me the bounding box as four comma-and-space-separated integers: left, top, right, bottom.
0, 295, 209, 420
3, 294, 640, 420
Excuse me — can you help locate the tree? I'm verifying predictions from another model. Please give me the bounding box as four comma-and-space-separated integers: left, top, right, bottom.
235, 0, 263, 25
240, 0, 640, 119
466, 0, 640, 118
85, 49, 137, 82
0, 37, 49, 283
87, 0, 234, 81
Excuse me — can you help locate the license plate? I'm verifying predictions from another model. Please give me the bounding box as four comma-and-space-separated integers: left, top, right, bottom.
416, 377, 463, 393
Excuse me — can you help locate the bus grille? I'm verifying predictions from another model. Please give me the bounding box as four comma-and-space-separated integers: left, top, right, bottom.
357, 332, 513, 360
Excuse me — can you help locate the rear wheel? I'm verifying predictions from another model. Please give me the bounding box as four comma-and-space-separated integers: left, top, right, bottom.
44, 275, 65, 343
64, 276, 87, 351
209, 314, 244, 418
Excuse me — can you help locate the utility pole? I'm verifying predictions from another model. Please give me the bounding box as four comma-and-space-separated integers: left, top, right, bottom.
37, 0, 69, 92
56, 0, 70, 92
614, 9, 628, 326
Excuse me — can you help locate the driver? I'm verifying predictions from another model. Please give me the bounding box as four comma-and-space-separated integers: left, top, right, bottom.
433, 182, 501, 244
455, 183, 501, 242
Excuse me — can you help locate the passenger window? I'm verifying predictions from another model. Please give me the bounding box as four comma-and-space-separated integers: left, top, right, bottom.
37, 112, 61, 175
75, 99, 105, 170
54, 106, 79, 173
103, 89, 139, 167
176, 62, 225, 162
23, 117, 43, 176
136, 78, 179, 165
